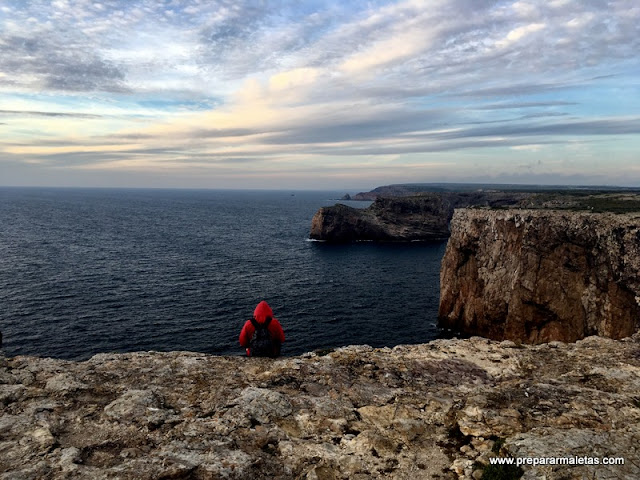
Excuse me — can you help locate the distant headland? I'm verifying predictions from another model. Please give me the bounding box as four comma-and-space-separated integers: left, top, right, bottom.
312, 183, 640, 243
310, 183, 640, 345
343, 183, 640, 201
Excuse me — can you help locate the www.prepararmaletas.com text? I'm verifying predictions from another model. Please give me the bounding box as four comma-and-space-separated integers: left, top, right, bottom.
490, 456, 625, 467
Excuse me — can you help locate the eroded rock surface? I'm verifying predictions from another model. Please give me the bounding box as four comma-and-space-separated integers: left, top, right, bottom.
1, 335, 639, 479
439, 209, 640, 343
310, 195, 451, 242
309, 193, 527, 242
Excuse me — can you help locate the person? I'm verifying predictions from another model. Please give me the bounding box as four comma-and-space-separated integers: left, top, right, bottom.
239, 300, 285, 357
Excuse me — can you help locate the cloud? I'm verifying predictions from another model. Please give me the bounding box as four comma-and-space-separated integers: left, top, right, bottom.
1, 1, 640, 188
0, 33, 127, 93
3, 0, 638, 100
427, 118, 640, 140
0, 109, 103, 119
496, 22, 546, 49
472, 101, 578, 110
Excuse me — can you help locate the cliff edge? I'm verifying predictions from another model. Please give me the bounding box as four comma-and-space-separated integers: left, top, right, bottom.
2, 335, 639, 479
439, 209, 640, 343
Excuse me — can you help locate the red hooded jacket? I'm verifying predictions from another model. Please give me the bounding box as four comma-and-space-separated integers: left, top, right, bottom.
239, 301, 285, 355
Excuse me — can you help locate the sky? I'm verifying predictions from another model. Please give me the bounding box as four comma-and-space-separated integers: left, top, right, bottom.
0, 0, 639, 190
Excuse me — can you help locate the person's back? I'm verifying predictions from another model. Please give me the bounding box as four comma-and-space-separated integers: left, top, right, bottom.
239, 301, 285, 357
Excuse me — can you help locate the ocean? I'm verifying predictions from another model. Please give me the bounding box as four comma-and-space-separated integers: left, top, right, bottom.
0, 187, 446, 360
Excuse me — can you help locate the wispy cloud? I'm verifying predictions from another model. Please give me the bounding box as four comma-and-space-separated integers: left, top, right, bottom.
1, 0, 639, 188
0, 109, 103, 118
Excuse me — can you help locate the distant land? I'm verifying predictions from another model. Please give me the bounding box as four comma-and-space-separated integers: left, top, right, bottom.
342, 183, 640, 200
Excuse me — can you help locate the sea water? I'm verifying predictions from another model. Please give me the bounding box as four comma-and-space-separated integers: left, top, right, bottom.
0, 187, 446, 359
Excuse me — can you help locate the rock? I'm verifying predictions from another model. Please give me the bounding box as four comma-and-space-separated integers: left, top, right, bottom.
309, 191, 538, 242
0, 335, 639, 478
31, 427, 56, 449
439, 209, 640, 343
45, 373, 87, 393
103, 389, 169, 427
233, 387, 293, 424
60, 446, 82, 464
0, 384, 25, 404
309, 195, 451, 242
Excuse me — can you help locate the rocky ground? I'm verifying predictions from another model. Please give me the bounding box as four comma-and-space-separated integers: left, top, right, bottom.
1, 334, 639, 479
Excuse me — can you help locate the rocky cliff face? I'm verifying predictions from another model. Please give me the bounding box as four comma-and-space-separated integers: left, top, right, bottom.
309, 193, 529, 242
309, 195, 451, 242
439, 209, 640, 343
2, 334, 639, 479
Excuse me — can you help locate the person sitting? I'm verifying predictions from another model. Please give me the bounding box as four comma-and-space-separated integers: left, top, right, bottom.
239, 300, 285, 357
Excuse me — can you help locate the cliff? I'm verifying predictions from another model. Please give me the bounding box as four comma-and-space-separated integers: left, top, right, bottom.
309, 193, 529, 242
439, 209, 640, 343
310, 195, 451, 242
2, 335, 639, 479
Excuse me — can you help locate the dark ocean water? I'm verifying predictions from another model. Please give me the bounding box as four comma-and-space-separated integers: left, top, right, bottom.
0, 188, 446, 360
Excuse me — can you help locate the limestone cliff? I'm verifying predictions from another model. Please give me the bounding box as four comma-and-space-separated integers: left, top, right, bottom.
439, 209, 640, 343
310, 195, 451, 242
309, 193, 529, 242
2, 335, 639, 479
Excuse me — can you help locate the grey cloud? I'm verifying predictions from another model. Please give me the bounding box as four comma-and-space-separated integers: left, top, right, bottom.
5, 0, 639, 102
174, 156, 264, 165
262, 108, 447, 145
111, 133, 156, 141
197, 3, 343, 78
303, 138, 564, 156
451, 82, 573, 99
257, 113, 639, 155
0, 34, 127, 93
426, 118, 640, 140
190, 127, 262, 138
260, 103, 640, 148
97, 128, 263, 144
33, 148, 267, 168
518, 112, 570, 120
34, 147, 194, 167
355, 1, 636, 103
2, 138, 139, 148
473, 102, 578, 110
0, 109, 103, 119
45, 59, 127, 92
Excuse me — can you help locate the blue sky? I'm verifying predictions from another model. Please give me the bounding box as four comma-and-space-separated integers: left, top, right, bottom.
1, 0, 639, 190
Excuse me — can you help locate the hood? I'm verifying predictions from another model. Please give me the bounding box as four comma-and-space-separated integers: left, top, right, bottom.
253, 300, 274, 323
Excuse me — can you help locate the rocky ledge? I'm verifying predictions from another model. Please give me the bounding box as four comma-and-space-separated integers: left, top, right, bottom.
2, 335, 640, 479
439, 209, 640, 343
